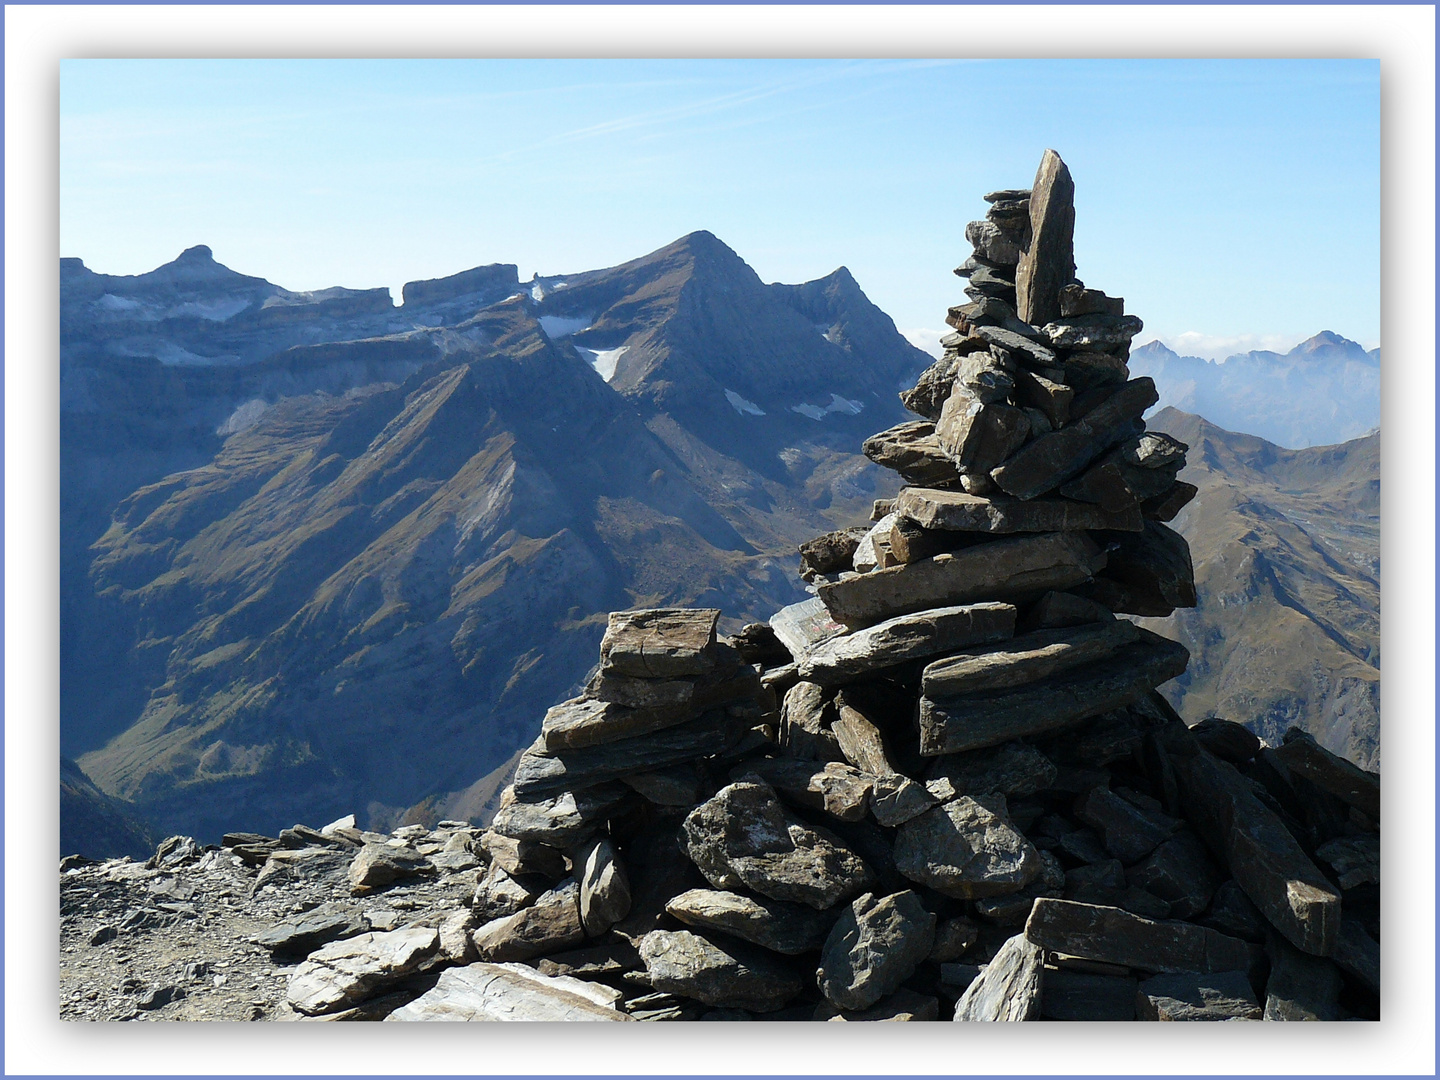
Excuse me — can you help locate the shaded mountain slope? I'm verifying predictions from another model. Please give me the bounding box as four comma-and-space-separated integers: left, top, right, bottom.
1129, 332, 1379, 449
60, 757, 156, 861
66, 240, 929, 840
1141, 408, 1379, 769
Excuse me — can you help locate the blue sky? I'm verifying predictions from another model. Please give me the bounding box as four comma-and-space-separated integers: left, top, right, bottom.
60, 58, 1379, 359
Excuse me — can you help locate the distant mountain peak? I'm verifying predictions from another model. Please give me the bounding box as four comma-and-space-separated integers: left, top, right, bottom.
176, 244, 215, 264
1295, 329, 1361, 354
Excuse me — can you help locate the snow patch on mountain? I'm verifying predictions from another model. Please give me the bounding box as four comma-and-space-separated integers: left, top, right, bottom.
791, 394, 865, 421
724, 389, 765, 416
538, 315, 591, 339
575, 345, 629, 383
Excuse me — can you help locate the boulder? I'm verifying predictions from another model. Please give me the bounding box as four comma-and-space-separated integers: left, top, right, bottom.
737, 758, 873, 822
479, 831, 567, 880
778, 681, 845, 762
768, 596, 849, 664
953, 932, 1044, 1021
1271, 728, 1381, 821
869, 773, 937, 827
470, 864, 546, 922
817, 890, 936, 1010
539, 696, 691, 751
682, 782, 872, 910
925, 741, 1057, 801
665, 888, 833, 955
862, 421, 965, 488
599, 608, 720, 678
577, 837, 631, 937
1126, 831, 1222, 919
935, 386, 1031, 473
894, 795, 1042, 898
1264, 933, 1343, 1021
1074, 786, 1182, 863
286, 927, 439, 1016
385, 963, 630, 1022
1188, 718, 1262, 764
639, 929, 803, 1012
1020, 590, 1116, 631
252, 904, 367, 955
471, 879, 586, 962
1024, 898, 1252, 974
1084, 519, 1196, 616
798, 526, 870, 578
797, 602, 1016, 686
488, 783, 631, 846
816, 531, 1106, 629
347, 843, 432, 894
1135, 971, 1261, 1021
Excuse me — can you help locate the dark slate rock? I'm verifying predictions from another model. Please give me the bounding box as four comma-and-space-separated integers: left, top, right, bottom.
471, 879, 586, 963
1197, 880, 1268, 944
917, 630, 1189, 756
1014, 149, 1075, 327
1042, 968, 1137, 1020
666, 888, 833, 955
1271, 727, 1381, 821
1083, 519, 1196, 616
924, 742, 1056, 801
797, 602, 1016, 686
252, 904, 367, 955
920, 619, 1141, 698
1074, 785, 1182, 864
1136, 970, 1261, 1021
639, 929, 803, 1013
895, 487, 1141, 535
1127, 831, 1222, 919
1189, 718, 1262, 764
489, 782, 631, 846
893, 795, 1042, 899
1024, 898, 1252, 974
736, 757, 873, 822
935, 387, 1030, 473
1264, 932, 1343, 1020
798, 527, 871, 578
817, 890, 936, 1011
1019, 590, 1116, 632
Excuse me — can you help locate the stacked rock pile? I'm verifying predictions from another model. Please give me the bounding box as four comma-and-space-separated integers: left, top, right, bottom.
61, 150, 1380, 1025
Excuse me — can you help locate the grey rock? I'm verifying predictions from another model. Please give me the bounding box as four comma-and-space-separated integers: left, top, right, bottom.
1198, 880, 1268, 944
798, 526, 871, 578
286, 927, 439, 1016
536, 935, 644, 980
925, 741, 1057, 801
965, 219, 1022, 265
894, 795, 1041, 899
347, 843, 432, 894
1020, 590, 1116, 631
1041, 312, 1144, 350
965, 264, 1017, 300
488, 782, 631, 847
1127, 831, 1222, 918
252, 904, 367, 955
620, 766, 706, 806
1136, 971, 1260, 1021
1271, 728, 1381, 821
1024, 898, 1252, 974
1141, 480, 1197, 522
869, 773, 937, 827
471, 879, 586, 962
990, 378, 1159, 500
895, 487, 1142, 535
1056, 827, 1111, 865
816, 531, 1106, 629
737, 758, 873, 822
794, 601, 1019, 685
1330, 917, 1380, 996
1075, 785, 1182, 864
1160, 727, 1342, 956
955, 351, 1018, 403
1014, 150, 1075, 327
513, 710, 747, 799
935, 386, 1030, 474
984, 188, 1031, 204
900, 352, 967, 421
971, 324, 1058, 368
1084, 519, 1196, 616
778, 681, 844, 762
852, 513, 899, 574
918, 630, 1189, 756
862, 421, 965, 488
1189, 718, 1262, 764
929, 915, 980, 962
385, 962, 630, 1022
1014, 367, 1073, 427
639, 929, 803, 1012
1042, 968, 1138, 1020
470, 863, 545, 922
1264, 932, 1343, 1020
540, 696, 690, 751
1059, 284, 1124, 318
818, 890, 936, 1010
920, 619, 1141, 697
768, 596, 849, 665
479, 831, 568, 879
1062, 348, 1131, 387
682, 782, 872, 910
831, 701, 896, 777
599, 608, 720, 678
814, 988, 940, 1022
665, 888, 832, 955
953, 932, 1044, 1021
578, 837, 631, 936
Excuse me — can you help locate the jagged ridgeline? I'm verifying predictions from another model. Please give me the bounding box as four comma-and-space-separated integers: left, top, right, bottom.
63, 151, 1379, 1024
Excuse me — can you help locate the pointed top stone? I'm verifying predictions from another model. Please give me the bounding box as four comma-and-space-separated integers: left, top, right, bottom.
1015, 150, 1076, 328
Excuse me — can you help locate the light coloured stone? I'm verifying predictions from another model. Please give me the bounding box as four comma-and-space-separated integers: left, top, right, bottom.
384, 963, 630, 1021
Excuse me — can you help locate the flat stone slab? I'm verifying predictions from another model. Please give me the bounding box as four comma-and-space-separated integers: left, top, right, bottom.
513, 711, 746, 799
540, 695, 692, 751
640, 929, 803, 1012
1135, 970, 1261, 1021
797, 602, 1015, 686
683, 782, 872, 910
1161, 727, 1342, 957
920, 619, 1141, 697
769, 596, 849, 663
818, 890, 936, 1011
286, 927, 439, 1016
918, 630, 1189, 755
953, 932, 1044, 1021
896, 487, 1142, 534
471, 879, 585, 962
599, 608, 720, 678
1271, 728, 1380, 821
384, 962, 631, 1022
894, 795, 1041, 899
252, 904, 366, 955
1024, 898, 1251, 974
666, 888, 833, 955
817, 532, 1105, 629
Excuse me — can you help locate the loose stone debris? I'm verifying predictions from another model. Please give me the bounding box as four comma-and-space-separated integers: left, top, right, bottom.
60, 150, 1378, 1024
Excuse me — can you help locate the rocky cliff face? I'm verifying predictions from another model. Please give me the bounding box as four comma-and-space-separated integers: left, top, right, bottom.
63, 235, 930, 841
1140, 408, 1380, 771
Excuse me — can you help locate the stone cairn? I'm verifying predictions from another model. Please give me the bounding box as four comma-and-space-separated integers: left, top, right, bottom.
272, 150, 1380, 1022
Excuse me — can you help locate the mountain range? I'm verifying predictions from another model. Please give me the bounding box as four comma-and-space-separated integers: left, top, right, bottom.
1128, 333, 1379, 449
1140, 408, 1379, 771
62, 234, 930, 840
